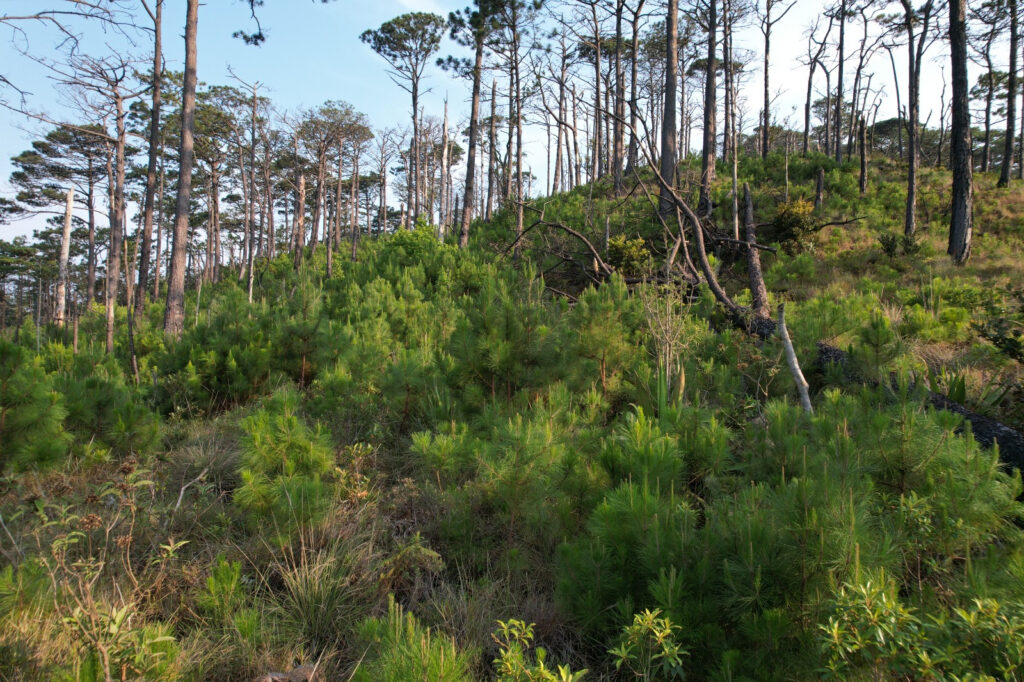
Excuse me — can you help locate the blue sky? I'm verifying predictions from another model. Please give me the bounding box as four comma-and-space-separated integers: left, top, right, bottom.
0, 0, 982, 240
0, 0, 470, 237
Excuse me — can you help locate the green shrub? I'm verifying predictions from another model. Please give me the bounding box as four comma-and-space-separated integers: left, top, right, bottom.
822, 575, 1024, 680
352, 597, 474, 682
0, 339, 70, 472
609, 609, 687, 680
493, 619, 586, 681
233, 387, 334, 538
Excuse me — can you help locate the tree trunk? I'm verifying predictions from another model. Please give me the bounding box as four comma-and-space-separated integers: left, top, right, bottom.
592, 3, 603, 180
293, 173, 305, 270
440, 100, 449, 237
163, 0, 198, 337
626, 3, 644, 173
107, 94, 128, 354
803, 59, 817, 155
211, 162, 221, 282
761, 0, 772, 159
204, 176, 214, 282
411, 79, 421, 223
948, 0, 972, 264
87, 172, 96, 302
886, 47, 904, 158
660, 0, 679, 215
351, 149, 360, 262
859, 116, 867, 194
1000, 0, 1018, 187
153, 155, 164, 299
699, 0, 718, 217
136, 0, 161, 311
459, 36, 485, 248
55, 188, 74, 328
903, 0, 931, 237
834, 0, 845, 163
612, 0, 625, 195
246, 86, 258, 302
744, 184, 770, 319
513, 20, 525, 263
487, 79, 497, 222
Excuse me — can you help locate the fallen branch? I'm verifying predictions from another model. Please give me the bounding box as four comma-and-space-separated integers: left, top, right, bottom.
712, 235, 778, 254
521, 203, 614, 276
815, 342, 1024, 469
778, 304, 813, 414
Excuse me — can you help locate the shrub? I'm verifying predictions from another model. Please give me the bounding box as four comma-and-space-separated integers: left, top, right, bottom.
493, 619, 586, 681
0, 339, 69, 472
233, 387, 334, 538
878, 232, 900, 258
609, 609, 687, 680
351, 596, 474, 682
607, 234, 652, 276
769, 199, 816, 254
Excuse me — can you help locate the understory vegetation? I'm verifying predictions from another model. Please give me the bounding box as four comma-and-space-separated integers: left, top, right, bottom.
2, 157, 1024, 681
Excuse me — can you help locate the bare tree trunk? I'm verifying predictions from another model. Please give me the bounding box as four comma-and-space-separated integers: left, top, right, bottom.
591, 3, 603, 180
153, 156, 164, 299
902, 0, 932, 237
87, 171, 97, 302
460, 35, 485, 248
440, 99, 449, 237
204, 176, 214, 282
726, 0, 739, 239
886, 46, 904, 158
778, 304, 813, 414
612, 0, 625, 195
948, 0, 972, 264
823, 67, 832, 156
834, 0, 845, 164
246, 84, 258, 302
411, 81, 421, 223
513, 25, 525, 263
487, 80, 497, 221
211, 162, 221, 282
106, 93, 128, 354
571, 84, 582, 187
351, 149, 360, 262
982, 49, 994, 172
1000, 0, 1018, 187
744, 184, 769, 319
761, 0, 772, 159
803, 61, 817, 156
699, 0, 718, 217
136, 0, 161, 311
553, 53, 566, 193
626, 1, 645, 173
55, 188, 74, 328
163, 0, 198, 337
859, 116, 867, 194
660, 0, 679, 215
293, 173, 305, 271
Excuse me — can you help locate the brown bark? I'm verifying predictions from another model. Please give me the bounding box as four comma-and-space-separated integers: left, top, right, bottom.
459, 34, 484, 248
136, 0, 161, 311
1000, 0, 1018, 187
659, 0, 678, 215
698, 0, 718, 217
163, 0, 198, 337
744, 184, 769, 320
948, 0, 973, 264
55, 188, 74, 327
